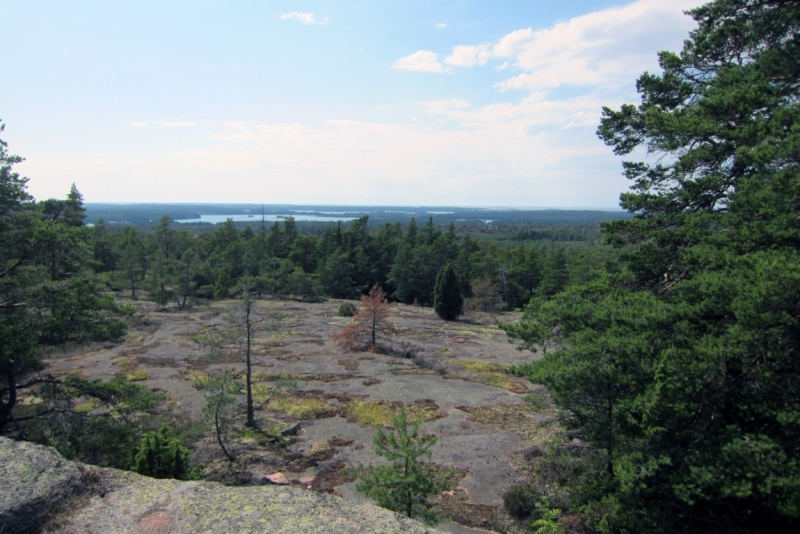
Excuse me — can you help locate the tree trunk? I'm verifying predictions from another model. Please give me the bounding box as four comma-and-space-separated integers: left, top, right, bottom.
245, 301, 255, 428
130, 270, 137, 299
0, 369, 17, 433
214, 382, 235, 462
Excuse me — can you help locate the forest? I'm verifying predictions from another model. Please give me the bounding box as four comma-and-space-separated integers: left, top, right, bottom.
2, 0, 799, 533
88, 211, 619, 310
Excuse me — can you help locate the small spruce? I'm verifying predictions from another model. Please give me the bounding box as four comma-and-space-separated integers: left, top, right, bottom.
434, 263, 463, 321
131, 423, 199, 480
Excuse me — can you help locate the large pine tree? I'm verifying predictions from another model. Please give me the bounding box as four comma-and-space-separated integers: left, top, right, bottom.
504, 1, 800, 532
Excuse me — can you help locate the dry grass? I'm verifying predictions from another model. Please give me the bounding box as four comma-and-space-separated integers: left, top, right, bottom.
253, 372, 362, 383
64, 349, 107, 362
440, 324, 497, 340
456, 403, 561, 445
390, 368, 437, 376
49, 368, 89, 379
186, 370, 214, 389
336, 357, 360, 371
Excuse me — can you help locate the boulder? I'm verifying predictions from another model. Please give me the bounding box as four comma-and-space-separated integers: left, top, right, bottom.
0, 436, 85, 534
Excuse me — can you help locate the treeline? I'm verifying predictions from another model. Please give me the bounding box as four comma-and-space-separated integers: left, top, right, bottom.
91, 214, 621, 309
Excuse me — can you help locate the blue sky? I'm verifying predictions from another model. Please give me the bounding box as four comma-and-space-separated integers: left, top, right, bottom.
0, 0, 704, 207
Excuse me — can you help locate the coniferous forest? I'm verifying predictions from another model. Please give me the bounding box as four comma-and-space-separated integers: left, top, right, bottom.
2, 1, 799, 532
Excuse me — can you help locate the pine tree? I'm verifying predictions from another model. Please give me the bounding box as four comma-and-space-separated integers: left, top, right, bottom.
504, 1, 800, 531
434, 263, 463, 320
355, 410, 453, 525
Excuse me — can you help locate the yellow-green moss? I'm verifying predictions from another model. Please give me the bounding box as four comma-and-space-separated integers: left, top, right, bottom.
269, 397, 333, 419
117, 369, 150, 382
345, 400, 440, 427
448, 359, 527, 393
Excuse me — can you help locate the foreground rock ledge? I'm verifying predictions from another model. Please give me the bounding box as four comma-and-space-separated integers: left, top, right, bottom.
0, 437, 438, 534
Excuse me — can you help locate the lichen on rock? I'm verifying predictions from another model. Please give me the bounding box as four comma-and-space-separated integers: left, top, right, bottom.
0, 436, 85, 534
0, 436, 439, 534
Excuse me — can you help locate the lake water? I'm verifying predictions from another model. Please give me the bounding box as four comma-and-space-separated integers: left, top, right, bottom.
175, 214, 358, 224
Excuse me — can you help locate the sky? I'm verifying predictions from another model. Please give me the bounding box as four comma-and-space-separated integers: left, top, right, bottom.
0, 0, 706, 208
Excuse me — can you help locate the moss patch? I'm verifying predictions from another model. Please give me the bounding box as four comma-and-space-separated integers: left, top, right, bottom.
114, 357, 135, 368
117, 369, 150, 382
345, 399, 442, 427
269, 397, 338, 420
448, 359, 528, 393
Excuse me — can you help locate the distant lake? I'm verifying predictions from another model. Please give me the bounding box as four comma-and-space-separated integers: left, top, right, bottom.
175, 214, 358, 224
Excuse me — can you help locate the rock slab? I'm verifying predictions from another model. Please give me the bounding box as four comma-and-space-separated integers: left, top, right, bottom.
0, 436, 85, 534
58, 469, 438, 533
0, 436, 438, 533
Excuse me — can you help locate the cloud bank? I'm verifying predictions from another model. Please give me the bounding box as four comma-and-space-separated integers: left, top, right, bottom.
279, 12, 329, 25
392, 50, 449, 73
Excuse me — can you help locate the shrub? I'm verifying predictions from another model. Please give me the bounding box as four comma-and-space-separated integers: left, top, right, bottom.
503, 483, 540, 519
131, 423, 200, 480
338, 302, 358, 317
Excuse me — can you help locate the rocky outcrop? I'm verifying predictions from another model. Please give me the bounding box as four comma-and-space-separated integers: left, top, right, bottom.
0, 436, 85, 534
0, 436, 437, 533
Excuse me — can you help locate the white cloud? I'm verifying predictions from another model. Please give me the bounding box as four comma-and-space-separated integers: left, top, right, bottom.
155, 121, 197, 127
442, 0, 703, 93
421, 92, 618, 131
436, 23, 448, 28
279, 12, 329, 25
131, 121, 147, 128
445, 44, 492, 67
392, 50, 449, 73
491, 28, 533, 58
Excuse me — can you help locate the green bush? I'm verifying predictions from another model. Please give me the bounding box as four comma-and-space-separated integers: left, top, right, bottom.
503, 483, 540, 519
338, 302, 358, 317
132, 423, 200, 480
